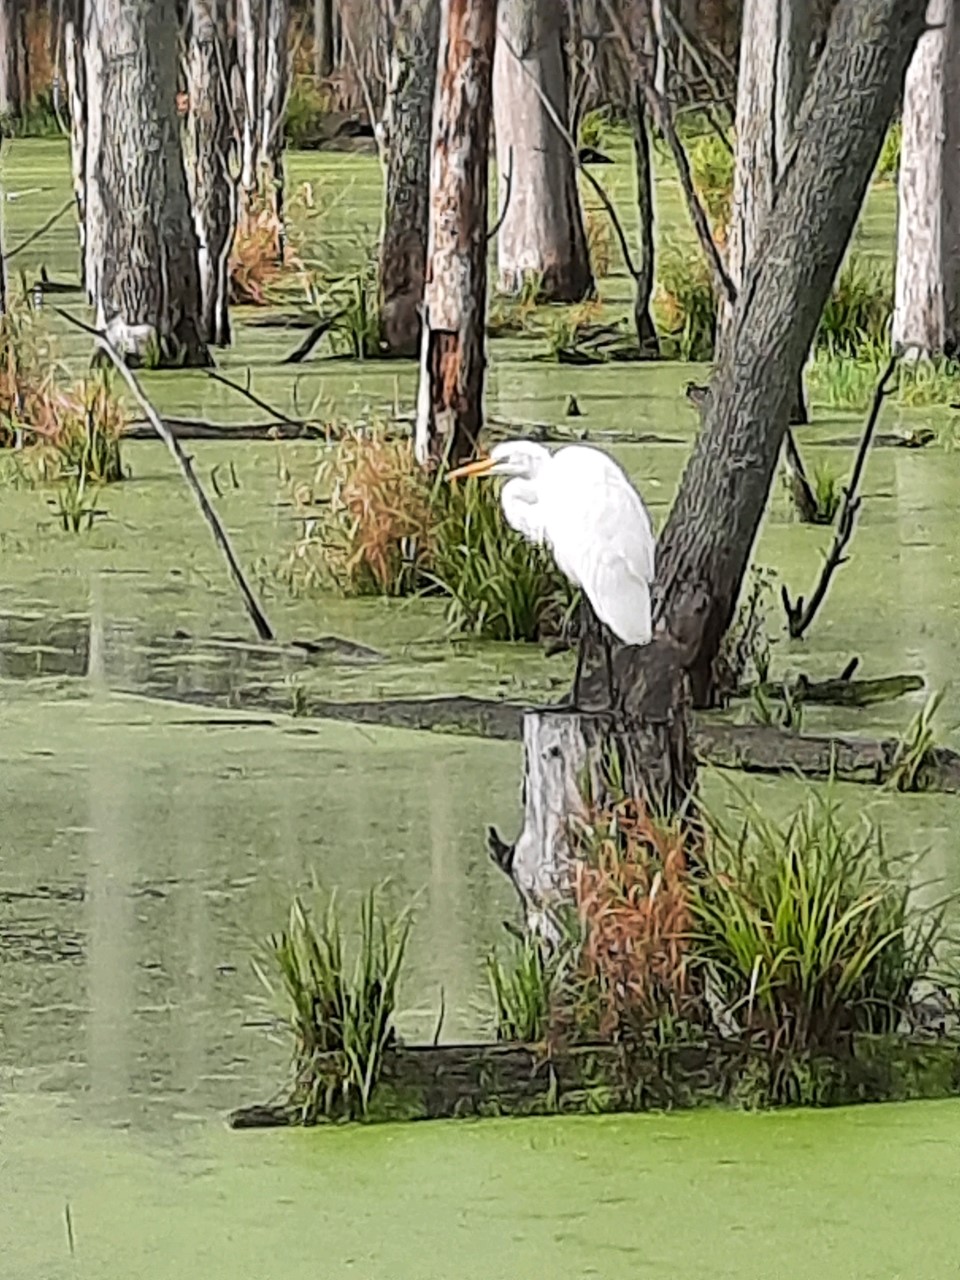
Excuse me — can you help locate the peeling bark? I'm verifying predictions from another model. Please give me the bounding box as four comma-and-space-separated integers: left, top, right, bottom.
378, 0, 441, 357
892, 0, 960, 358
85, 0, 210, 367
493, 0, 593, 302
414, 0, 498, 468
647, 0, 929, 707
185, 0, 237, 346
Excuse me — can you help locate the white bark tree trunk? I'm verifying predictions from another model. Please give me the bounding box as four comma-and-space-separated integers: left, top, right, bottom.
81, 0, 105, 306
236, 0, 290, 253
493, 0, 593, 301
185, 0, 237, 346
892, 0, 960, 358
724, 0, 815, 422
84, 0, 210, 366
64, 18, 86, 278
415, 0, 498, 469
378, 0, 441, 357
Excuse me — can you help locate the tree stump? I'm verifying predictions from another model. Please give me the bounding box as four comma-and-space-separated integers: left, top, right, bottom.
491, 643, 697, 937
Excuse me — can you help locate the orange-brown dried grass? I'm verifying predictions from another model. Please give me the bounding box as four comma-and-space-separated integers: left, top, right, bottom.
230, 192, 302, 307
585, 207, 612, 279
572, 798, 693, 1039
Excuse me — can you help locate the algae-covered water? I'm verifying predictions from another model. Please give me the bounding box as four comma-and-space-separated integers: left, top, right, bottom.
3, 139, 960, 1277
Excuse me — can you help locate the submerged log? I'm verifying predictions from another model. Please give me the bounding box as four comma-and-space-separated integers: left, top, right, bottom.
228, 1034, 960, 1128
755, 671, 925, 708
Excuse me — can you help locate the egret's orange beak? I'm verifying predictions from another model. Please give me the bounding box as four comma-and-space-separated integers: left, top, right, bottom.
446, 455, 494, 482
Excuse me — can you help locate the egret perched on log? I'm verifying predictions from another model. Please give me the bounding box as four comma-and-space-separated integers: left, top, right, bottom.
446, 440, 656, 704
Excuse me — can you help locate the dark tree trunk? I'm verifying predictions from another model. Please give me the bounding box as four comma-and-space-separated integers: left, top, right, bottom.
631, 83, 659, 357
0, 0, 22, 120
414, 0, 498, 469
87, 0, 211, 367
647, 0, 930, 707
377, 0, 441, 358
314, 0, 333, 77
185, 0, 237, 346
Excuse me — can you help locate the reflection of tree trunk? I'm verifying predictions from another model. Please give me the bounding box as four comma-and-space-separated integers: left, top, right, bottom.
378, 0, 440, 357
86, 0, 210, 367
631, 84, 658, 357
493, 0, 593, 301
892, 0, 960, 358
632, 0, 928, 711
185, 0, 237, 346
724, 0, 817, 424
415, 0, 498, 469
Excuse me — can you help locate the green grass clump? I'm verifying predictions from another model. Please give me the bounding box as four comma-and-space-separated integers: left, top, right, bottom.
578, 106, 613, 152
654, 244, 717, 362
875, 120, 902, 182
693, 789, 951, 1056
486, 934, 564, 1043
255, 886, 412, 1124
810, 458, 843, 524
816, 255, 893, 355
284, 76, 328, 148
429, 477, 577, 642
686, 131, 734, 242
888, 689, 946, 792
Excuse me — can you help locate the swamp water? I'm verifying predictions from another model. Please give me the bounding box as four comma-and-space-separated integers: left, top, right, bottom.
3, 139, 960, 1277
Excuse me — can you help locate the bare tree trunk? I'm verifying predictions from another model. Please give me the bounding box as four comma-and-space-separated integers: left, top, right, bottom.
646, 0, 929, 708
378, 0, 440, 357
314, 0, 333, 77
892, 0, 960, 358
85, 0, 210, 367
723, 0, 815, 424
64, 17, 86, 277
185, 0, 236, 346
0, 138, 7, 315
631, 82, 658, 356
493, 0, 593, 302
414, 0, 498, 469
81, 0, 105, 304
236, 0, 289, 254
0, 0, 22, 120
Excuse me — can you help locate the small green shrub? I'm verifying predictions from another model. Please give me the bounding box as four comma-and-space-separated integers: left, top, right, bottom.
817, 255, 892, 355
694, 789, 951, 1055
686, 131, 734, 242
255, 886, 412, 1124
578, 106, 613, 152
486, 935, 564, 1043
811, 458, 843, 524
429, 478, 578, 642
655, 244, 717, 361
284, 76, 327, 148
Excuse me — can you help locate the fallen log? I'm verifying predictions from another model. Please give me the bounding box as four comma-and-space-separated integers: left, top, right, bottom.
228, 1034, 960, 1128
755, 671, 924, 707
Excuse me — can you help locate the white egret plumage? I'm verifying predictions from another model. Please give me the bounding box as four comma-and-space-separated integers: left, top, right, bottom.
447, 440, 656, 702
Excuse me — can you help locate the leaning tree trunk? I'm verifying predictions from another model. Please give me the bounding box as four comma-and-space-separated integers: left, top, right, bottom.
185, 0, 237, 346
493, 0, 930, 929
648, 0, 929, 707
723, 0, 817, 424
892, 0, 960, 358
414, 0, 498, 469
85, 0, 210, 366
492, 0, 593, 302
631, 82, 658, 356
377, 0, 441, 358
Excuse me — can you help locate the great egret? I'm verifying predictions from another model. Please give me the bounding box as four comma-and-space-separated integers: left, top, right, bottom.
447, 440, 656, 703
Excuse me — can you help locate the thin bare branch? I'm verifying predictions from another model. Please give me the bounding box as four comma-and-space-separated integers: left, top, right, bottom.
337, 0, 385, 164
55, 307, 275, 643
202, 367, 297, 421
782, 356, 899, 639
487, 146, 515, 243
5, 200, 75, 261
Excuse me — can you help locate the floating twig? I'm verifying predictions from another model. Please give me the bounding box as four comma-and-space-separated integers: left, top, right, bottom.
202, 367, 296, 422
282, 310, 345, 364
781, 356, 898, 639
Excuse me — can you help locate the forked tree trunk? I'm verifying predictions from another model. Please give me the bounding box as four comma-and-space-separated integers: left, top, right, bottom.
85, 0, 210, 366
493, 0, 593, 301
892, 0, 960, 358
377, 0, 441, 357
723, 0, 816, 424
185, 0, 237, 346
414, 0, 498, 469
647, 0, 929, 708
631, 83, 658, 356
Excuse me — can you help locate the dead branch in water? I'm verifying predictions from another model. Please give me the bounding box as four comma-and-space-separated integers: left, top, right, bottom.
55, 308, 275, 643
782, 356, 898, 638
